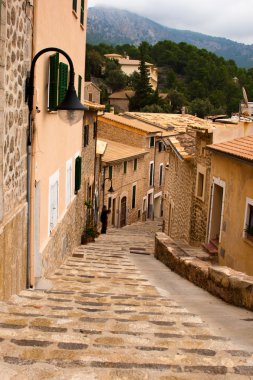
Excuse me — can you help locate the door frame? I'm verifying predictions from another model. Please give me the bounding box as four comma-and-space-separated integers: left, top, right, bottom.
207, 177, 226, 243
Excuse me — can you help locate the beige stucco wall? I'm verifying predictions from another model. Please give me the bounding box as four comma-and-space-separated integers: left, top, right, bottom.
210, 154, 253, 276
31, 0, 88, 280
0, 0, 32, 299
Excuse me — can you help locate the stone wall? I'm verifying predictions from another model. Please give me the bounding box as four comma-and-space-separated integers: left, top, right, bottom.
163, 150, 194, 242
190, 132, 212, 245
155, 232, 253, 311
0, 0, 32, 300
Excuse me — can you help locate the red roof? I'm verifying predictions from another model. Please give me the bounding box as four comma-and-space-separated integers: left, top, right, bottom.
207, 135, 253, 162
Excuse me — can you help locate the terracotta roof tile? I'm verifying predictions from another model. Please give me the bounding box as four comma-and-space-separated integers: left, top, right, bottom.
207, 135, 253, 162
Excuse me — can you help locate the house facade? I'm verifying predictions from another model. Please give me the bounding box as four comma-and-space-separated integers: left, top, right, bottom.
99, 139, 148, 227
84, 81, 101, 104
97, 113, 168, 225
0, 0, 33, 300
30, 0, 88, 285
207, 136, 253, 275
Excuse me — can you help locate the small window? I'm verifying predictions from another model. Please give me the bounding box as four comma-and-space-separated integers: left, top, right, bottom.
150, 136, 155, 148
74, 156, 82, 193
72, 0, 77, 12
109, 166, 112, 180
132, 185, 136, 209
78, 75, 82, 100
158, 141, 164, 152
93, 121, 97, 139
89, 93, 93, 102
124, 161, 127, 174
149, 162, 154, 186
49, 171, 59, 234
159, 164, 163, 186
66, 159, 72, 206
108, 196, 112, 210
134, 158, 138, 171
197, 172, 204, 198
84, 125, 89, 147
80, 0, 85, 25
244, 199, 253, 240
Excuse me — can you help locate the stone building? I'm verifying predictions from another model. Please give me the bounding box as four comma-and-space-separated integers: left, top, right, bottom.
84, 81, 101, 104
0, 0, 33, 300
99, 139, 148, 227
109, 90, 134, 113
207, 135, 253, 276
97, 113, 168, 225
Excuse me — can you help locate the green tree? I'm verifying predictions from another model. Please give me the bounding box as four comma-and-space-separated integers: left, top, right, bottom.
189, 98, 214, 118
129, 42, 154, 111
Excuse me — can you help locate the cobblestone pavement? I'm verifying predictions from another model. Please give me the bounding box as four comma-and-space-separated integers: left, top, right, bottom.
0, 221, 253, 379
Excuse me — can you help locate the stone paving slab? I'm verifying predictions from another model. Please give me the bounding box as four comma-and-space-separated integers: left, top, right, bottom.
0, 221, 253, 379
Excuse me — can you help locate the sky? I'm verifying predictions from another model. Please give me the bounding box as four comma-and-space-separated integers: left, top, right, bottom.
88, 0, 253, 45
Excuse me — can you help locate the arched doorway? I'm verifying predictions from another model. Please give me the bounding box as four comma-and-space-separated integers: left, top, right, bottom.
120, 196, 127, 227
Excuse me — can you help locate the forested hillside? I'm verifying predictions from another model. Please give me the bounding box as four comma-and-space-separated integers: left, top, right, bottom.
86, 41, 253, 117
87, 7, 253, 68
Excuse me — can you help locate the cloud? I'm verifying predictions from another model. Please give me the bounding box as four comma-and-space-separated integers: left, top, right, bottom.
89, 0, 253, 44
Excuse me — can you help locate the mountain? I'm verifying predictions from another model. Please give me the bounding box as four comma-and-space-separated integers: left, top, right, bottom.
87, 6, 253, 68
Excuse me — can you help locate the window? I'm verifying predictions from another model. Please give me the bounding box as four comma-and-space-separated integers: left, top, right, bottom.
109, 166, 112, 180
159, 164, 163, 186
74, 156, 82, 193
149, 162, 154, 186
84, 125, 89, 147
244, 198, 253, 240
48, 54, 69, 111
49, 171, 59, 234
134, 158, 138, 171
80, 0, 85, 25
72, 0, 77, 12
89, 93, 93, 102
93, 121, 97, 139
158, 141, 164, 152
124, 161, 127, 174
58, 62, 68, 104
48, 53, 59, 110
132, 184, 136, 209
150, 136, 155, 148
66, 159, 72, 206
195, 164, 206, 201
108, 196, 112, 210
197, 172, 204, 198
78, 75, 82, 100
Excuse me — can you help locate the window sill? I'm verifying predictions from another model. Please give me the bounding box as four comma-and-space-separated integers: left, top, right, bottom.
195, 195, 205, 202
47, 110, 57, 114
80, 23, 84, 30
72, 9, 78, 19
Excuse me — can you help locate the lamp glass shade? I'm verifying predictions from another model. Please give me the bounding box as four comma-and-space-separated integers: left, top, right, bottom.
57, 82, 88, 125
58, 109, 84, 125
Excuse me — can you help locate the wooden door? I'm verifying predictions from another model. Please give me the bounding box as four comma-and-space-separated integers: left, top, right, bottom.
120, 196, 127, 227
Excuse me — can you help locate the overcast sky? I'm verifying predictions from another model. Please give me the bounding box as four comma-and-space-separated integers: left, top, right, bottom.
88, 0, 253, 45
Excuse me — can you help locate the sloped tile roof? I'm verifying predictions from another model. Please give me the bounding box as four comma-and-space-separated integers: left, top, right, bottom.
109, 90, 135, 99
100, 139, 148, 163
164, 131, 196, 160
207, 135, 253, 162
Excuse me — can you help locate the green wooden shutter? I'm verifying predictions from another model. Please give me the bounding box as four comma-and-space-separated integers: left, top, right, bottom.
48, 53, 59, 110
75, 156, 82, 193
58, 62, 68, 104
72, 0, 77, 12
80, 0, 84, 24
78, 75, 82, 100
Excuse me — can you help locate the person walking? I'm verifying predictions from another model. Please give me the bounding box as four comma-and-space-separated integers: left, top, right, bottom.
100, 205, 111, 234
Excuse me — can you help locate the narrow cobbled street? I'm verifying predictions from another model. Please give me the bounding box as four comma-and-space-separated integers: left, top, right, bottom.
0, 221, 253, 379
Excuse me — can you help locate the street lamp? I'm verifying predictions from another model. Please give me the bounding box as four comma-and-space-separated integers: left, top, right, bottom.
25, 47, 88, 288
102, 177, 114, 206
26, 47, 88, 127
